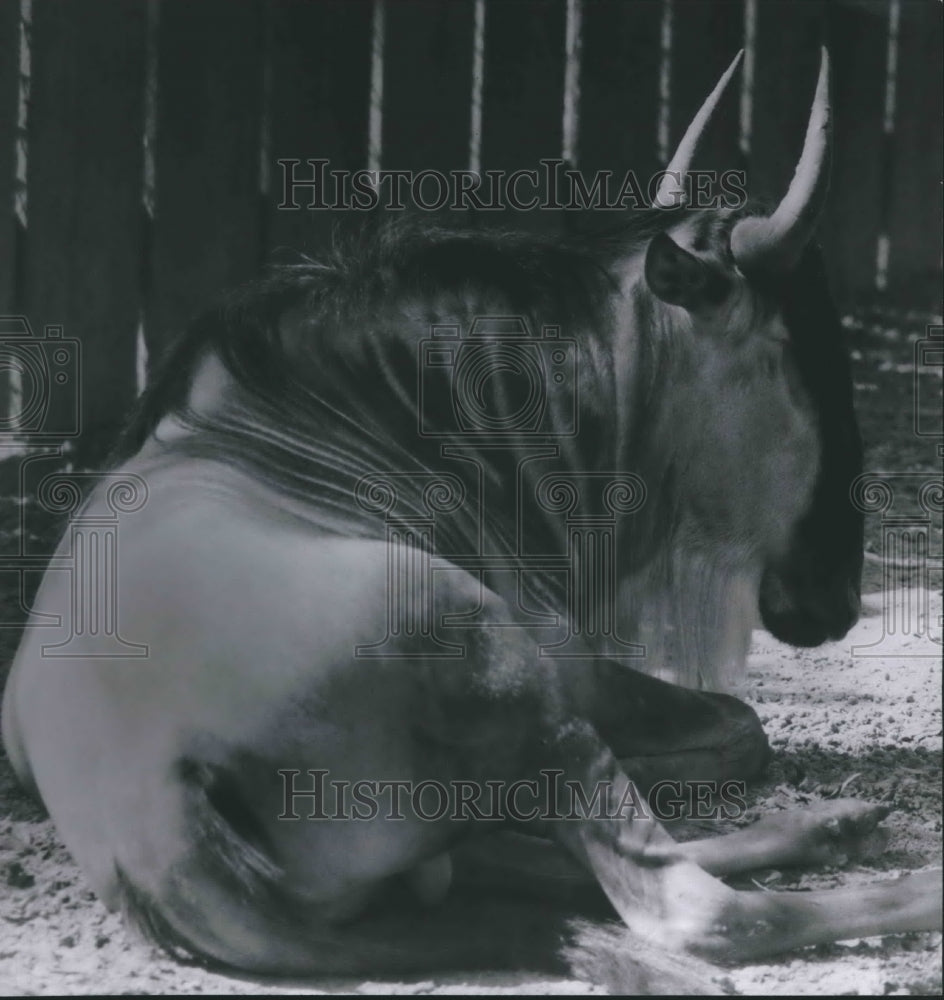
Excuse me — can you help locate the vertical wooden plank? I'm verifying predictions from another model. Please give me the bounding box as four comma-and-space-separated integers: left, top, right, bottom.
886, 1, 943, 310
479, 0, 567, 232
820, 0, 887, 307
148, 0, 264, 360
0, 0, 19, 315
266, 0, 372, 260
669, 0, 744, 180
23, 0, 145, 466
383, 0, 475, 176
578, 0, 662, 220
749, 1, 825, 205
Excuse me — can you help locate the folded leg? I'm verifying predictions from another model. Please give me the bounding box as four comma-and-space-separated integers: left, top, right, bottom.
569, 659, 771, 789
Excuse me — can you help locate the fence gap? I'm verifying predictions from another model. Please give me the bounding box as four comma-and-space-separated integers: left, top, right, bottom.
561, 0, 582, 169
874, 0, 899, 294
0, 0, 29, 436
657, 0, 673, 165
13, 0, 30, 233
367, 0, 386, 178
136, 0, 159, 394
738, 0, 755, 158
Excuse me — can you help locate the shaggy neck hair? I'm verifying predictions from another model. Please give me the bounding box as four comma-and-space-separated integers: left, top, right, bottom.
113, 208, 792, 686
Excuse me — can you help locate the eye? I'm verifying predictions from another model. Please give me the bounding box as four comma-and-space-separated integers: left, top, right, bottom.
760, 336, 790, 380
763, 348, 780, 379
768, 317, 790, 345
781, 341, 807, 401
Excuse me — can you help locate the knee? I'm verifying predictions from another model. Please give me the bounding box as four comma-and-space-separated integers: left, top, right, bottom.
713, 693, 770, 782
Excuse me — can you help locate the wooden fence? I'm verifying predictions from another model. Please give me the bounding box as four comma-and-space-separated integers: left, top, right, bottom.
0, 0, 941, 468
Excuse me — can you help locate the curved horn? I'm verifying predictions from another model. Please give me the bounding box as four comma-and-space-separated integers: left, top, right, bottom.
731, 47, 832, 273
652, 50, 744, 208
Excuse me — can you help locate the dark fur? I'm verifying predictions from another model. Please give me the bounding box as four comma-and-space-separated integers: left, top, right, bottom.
113, 210, 861, 646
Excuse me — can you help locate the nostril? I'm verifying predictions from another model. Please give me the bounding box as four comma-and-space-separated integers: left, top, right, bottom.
761, 570, 864, 647
846, 581, 861, 616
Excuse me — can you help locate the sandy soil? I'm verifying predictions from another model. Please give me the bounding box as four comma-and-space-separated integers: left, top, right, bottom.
0, 587, 940, 996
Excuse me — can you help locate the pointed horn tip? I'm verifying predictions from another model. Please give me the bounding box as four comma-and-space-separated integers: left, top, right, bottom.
730, 47, 834, 274
652, 50, 745, 209
809, 48, 833, 133
717, 49, 745, 86
815, 47, 831, 98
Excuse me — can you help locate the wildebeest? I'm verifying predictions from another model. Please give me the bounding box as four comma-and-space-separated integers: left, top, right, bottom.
3, 49, 941, 992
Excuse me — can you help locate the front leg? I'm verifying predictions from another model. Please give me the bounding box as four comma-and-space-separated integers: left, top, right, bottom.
558, 762, 943, 961
654, 798, 892, 876
568, 659, 771, 789
455, 765, 941, 963
453, 796, 892, 899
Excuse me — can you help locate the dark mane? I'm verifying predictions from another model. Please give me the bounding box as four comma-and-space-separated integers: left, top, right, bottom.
114, 209, 734, 463
109, 209, 745, 563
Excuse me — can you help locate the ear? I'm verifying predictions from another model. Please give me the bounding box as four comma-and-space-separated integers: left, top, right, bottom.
644, 232, 730, 310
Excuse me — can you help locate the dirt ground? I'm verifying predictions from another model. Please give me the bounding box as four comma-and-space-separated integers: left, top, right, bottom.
0, 590, 940, 996
0, 309, 941, 995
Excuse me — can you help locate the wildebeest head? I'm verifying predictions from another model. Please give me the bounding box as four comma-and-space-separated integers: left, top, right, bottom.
635, 49, 863, 651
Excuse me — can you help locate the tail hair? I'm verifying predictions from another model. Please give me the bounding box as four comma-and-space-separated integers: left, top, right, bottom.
564, 920, 735, 996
